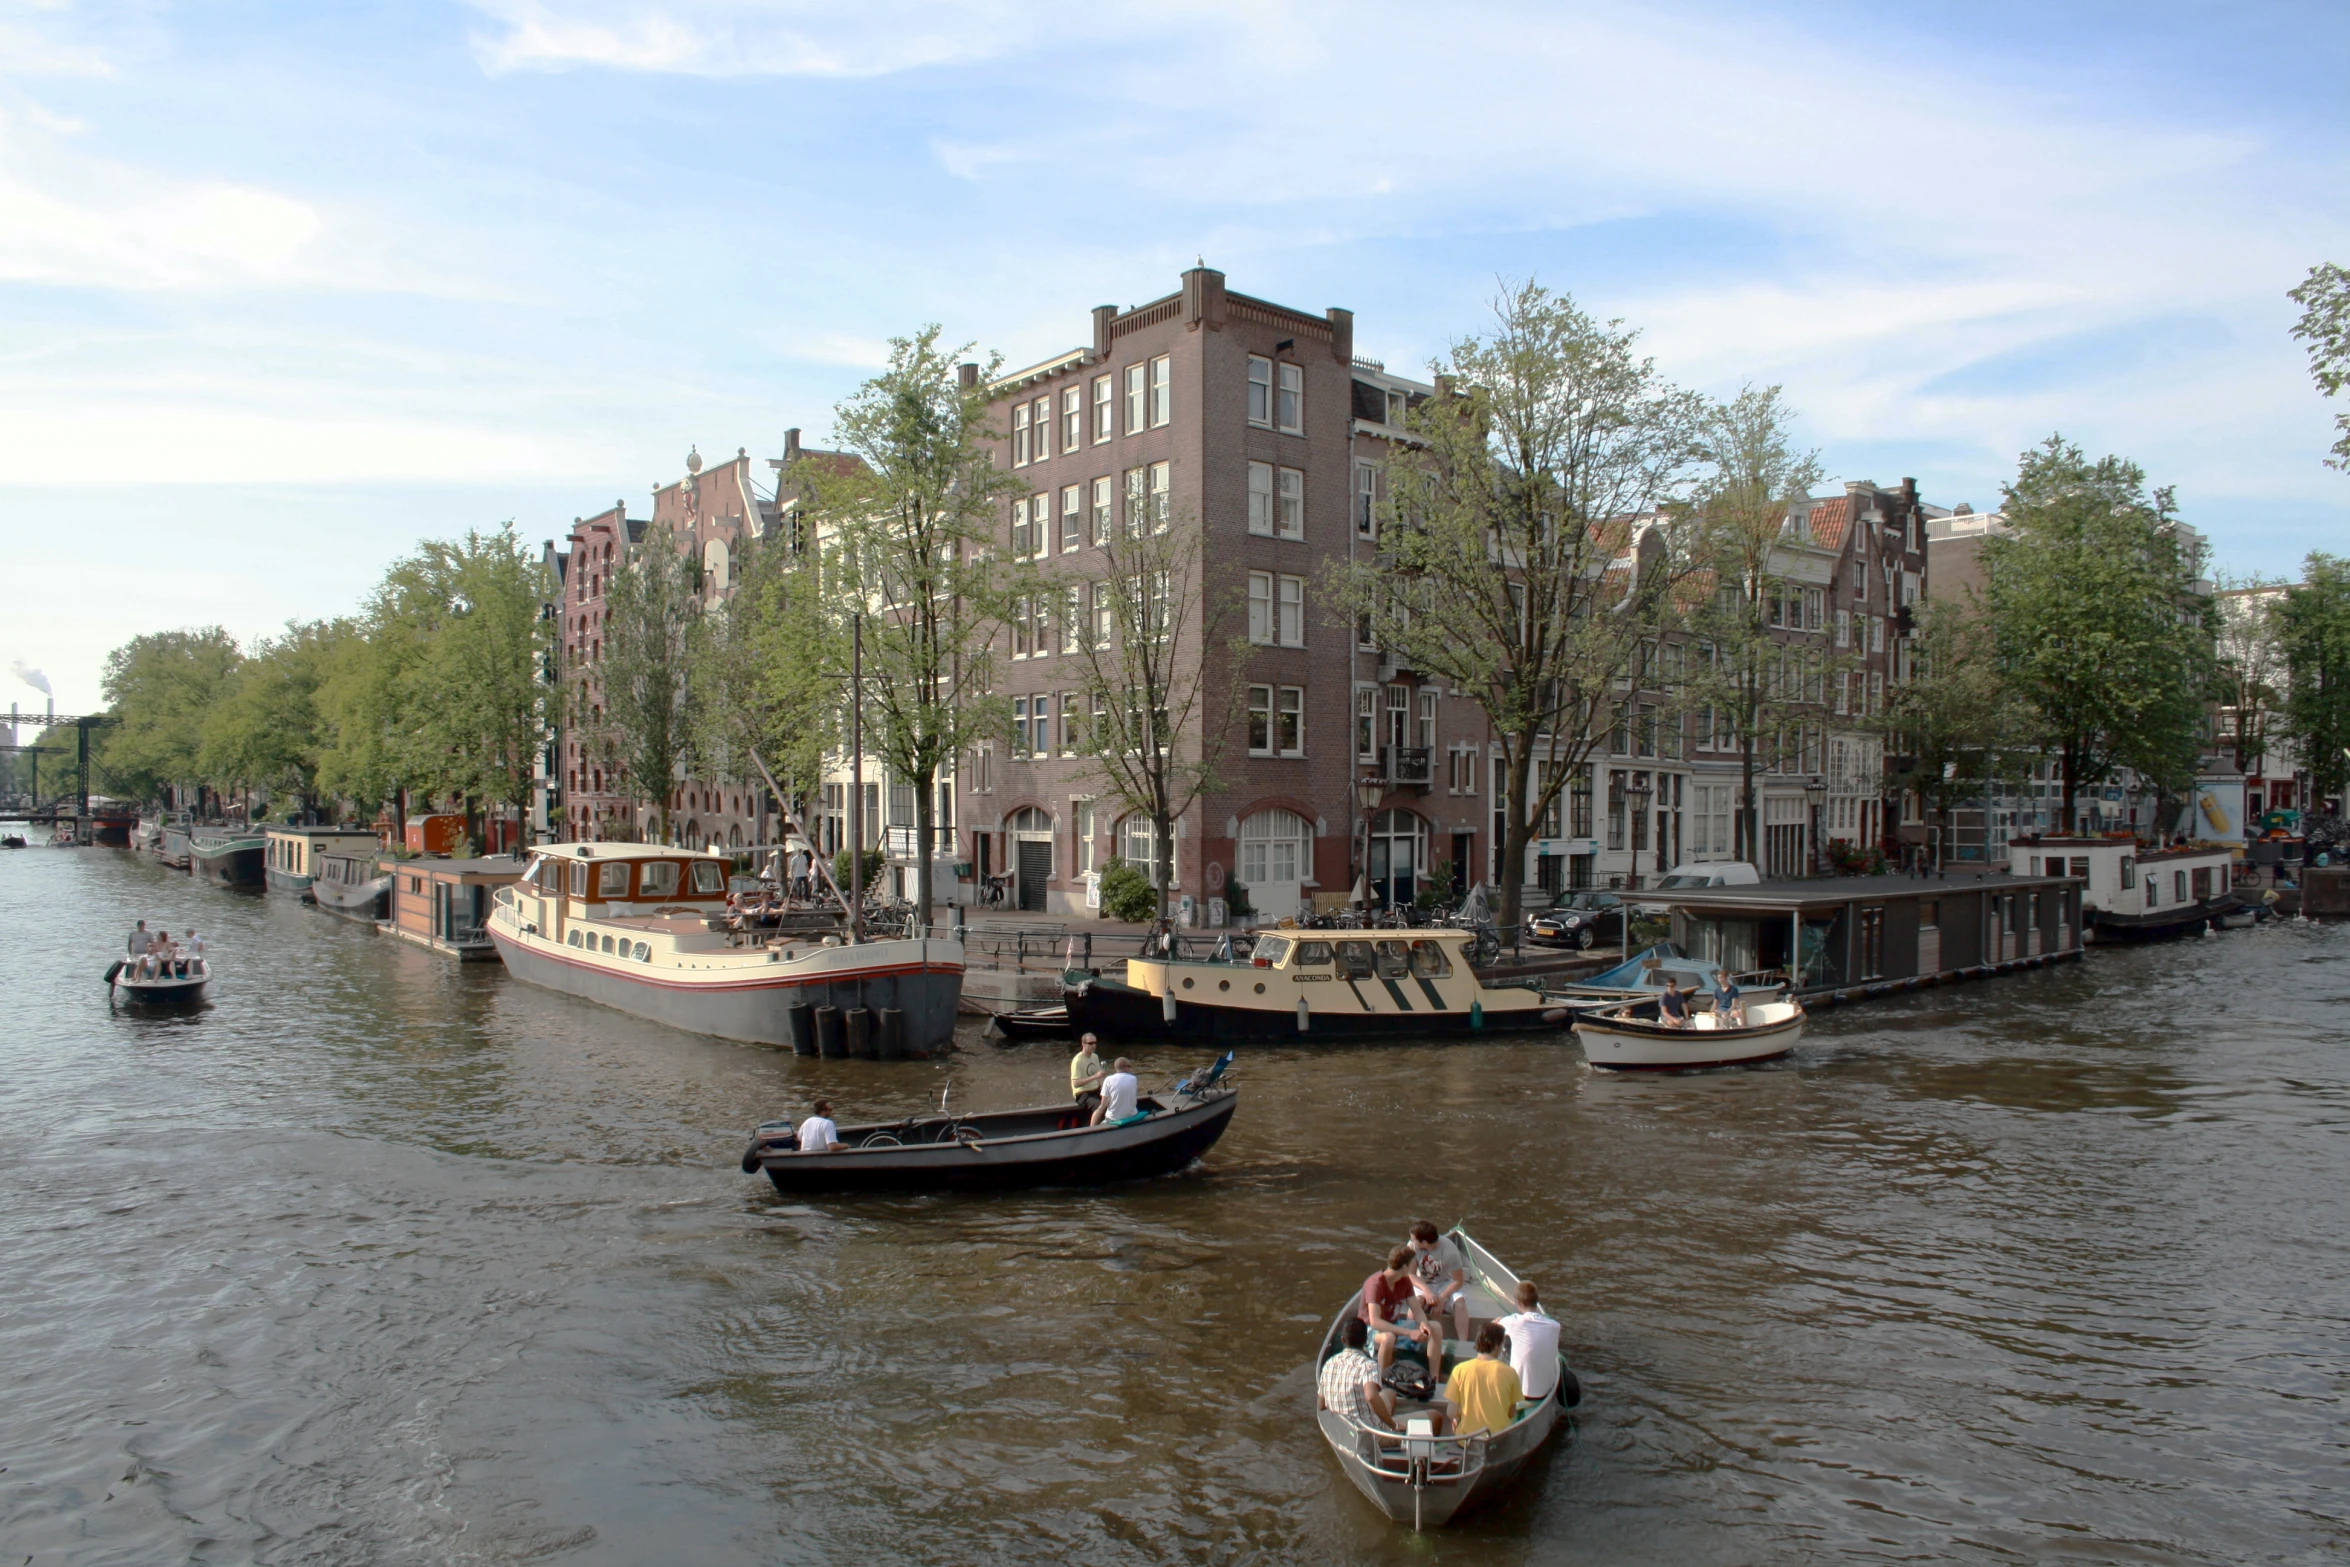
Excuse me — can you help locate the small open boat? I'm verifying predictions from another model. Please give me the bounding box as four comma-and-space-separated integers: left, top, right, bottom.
988, 1003, 1074, 1041
1313, 1228, 1577, 1530
1572, 994, 1804, 1070
743, 1055, 1238, 1194
104, 959, 210, 1008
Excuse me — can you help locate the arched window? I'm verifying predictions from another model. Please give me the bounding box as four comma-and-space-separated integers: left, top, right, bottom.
1007, 806, 1052, 834
1239, 809, 1310, 887
1120, 815, 1164, 885
728, 824, 743, 849
703, 537, 731, 593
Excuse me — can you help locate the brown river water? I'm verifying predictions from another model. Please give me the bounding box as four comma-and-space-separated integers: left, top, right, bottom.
4, 845, 2347, 1565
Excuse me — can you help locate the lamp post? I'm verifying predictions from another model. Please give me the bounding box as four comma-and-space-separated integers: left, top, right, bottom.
1625, 779, 1653, 889
1354, 773, 1385, 913
1803, 776, 1828, 876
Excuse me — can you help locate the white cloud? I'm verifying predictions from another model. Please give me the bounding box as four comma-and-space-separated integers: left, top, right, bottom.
0, 0, 114, 79
469, 0, 1037, 77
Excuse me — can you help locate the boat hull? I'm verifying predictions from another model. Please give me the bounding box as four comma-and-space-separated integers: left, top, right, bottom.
264, 865, 315, 894
755, 1090, 1236, 1194
312, 874, 391, 923
1573, 1003, 1804, 1069
109, 969, 210, 1007
191, 839, 264, 889
492, 927, 964, 1055
1064, 974, 1563, 1042
2086, 897, 2242, 943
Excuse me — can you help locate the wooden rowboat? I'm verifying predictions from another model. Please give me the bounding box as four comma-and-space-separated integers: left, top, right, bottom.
1572, 995, 1805, 1070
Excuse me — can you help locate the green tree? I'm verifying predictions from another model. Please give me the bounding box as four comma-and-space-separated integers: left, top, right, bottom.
1330, 281, 1702, 933
603, 522, 701, 843
689, 523, 839, 829
1883, 598, 2035, 839
1678, 385, 1844, 865
1054, 507, 1247, 924
97, 628, 244, 805
200, 619, 350, 817
2289, 262, 2349, 472
2213, 573, 2286, 776
1982, 435, 2217, 824
2274, 552, 2350, 807
405, 526, 558, 836
798, 326, 1025, 923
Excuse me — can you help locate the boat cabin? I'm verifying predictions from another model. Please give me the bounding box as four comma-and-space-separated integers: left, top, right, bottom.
264, 825, 383, 893
2006, 835, 2239, 918
383, 856, 528, 961
1638, 870, 2084, 1001
503, 842, 760, 966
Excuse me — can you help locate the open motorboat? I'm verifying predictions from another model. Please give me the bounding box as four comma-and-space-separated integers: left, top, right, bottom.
743, 1055, 1238, 1194
1313, 1228, 1578, 1530
104, 957, 210, 1008
1572, 992, 1805, 1069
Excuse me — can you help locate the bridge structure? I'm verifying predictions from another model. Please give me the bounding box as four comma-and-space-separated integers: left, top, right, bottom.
0, 714, 122, 840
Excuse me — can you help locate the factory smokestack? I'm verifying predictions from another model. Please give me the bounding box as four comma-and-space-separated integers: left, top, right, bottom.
14, 661, 51, 697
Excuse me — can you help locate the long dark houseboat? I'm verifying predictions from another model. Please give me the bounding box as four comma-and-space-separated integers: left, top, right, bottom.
189, 827, 266, 889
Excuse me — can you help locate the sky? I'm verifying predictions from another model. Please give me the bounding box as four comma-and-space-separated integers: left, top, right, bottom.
3, 0, 2346, 716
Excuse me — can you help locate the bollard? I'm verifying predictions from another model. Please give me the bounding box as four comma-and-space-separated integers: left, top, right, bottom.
876, 1007, 905, 1060
845, 1007, 874, 1059
814, 1005, 846, 1058
786, 1004, 816, 1057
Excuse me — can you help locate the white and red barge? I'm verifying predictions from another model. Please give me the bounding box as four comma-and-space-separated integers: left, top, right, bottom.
487, 841, 963, 1055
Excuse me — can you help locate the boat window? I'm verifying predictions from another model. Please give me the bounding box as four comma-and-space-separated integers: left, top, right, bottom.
635, 942, 652, 961
567, 929, 583, 947
639, 861, 681, 899
1253, 936, 1291, 967
1375, 940, 1410, 977
569, 862, 589, 899
691, 860, 725, 894
2118, 857, 2135, 890
602, 934, 617, 954
1292, 941, 1333, 966
1335, 940, 1375, 978
1409, 940, 1452, 978
597, 861, 630, 898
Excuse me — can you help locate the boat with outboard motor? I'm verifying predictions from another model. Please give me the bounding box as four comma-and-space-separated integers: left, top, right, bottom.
487, 840, 965, 1055
1313, 1227, 1578, 1530
104, 957, 210, 1008
1572, 991, 1805, 1069
1064, 927, 1571, 1042
743, 1053, 1238, 1194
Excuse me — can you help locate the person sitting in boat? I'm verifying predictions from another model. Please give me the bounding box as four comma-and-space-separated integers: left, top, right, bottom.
1439, 1322, 1523, 1437
1069, 1033, 1107, 1108
1656, 979, 1693, 1028
1494, 1280, 1562, 1402
1088, 1058, 1139, 1125
148, 930, 180, 979
1361, 1247, 1442, 1373
1712, 972, 1744, 1027
796, 1100, 842, 1154
1318, 1316, 1398, 1433
1407, 1221, 1473, 1349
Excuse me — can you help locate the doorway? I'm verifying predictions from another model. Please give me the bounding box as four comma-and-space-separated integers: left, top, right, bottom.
1368, 809, 1426, 909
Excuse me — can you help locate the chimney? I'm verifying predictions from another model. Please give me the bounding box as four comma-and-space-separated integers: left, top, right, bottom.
1092, 305, 1117, 358
1326, 306, 1353, 365
957, 362, 979, 392
1182, 266, 1226, 331
783, 427, 801, 468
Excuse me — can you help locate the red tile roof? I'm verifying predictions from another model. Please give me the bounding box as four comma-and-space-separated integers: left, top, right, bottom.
1807, 496, 1852, 551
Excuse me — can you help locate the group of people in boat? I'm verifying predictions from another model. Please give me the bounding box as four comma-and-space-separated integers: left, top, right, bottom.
1319, 1223, 1562, 1441
1068, 1033, 1142, 1124
1646, 964, 1793, 1029
124, 918, 206, 980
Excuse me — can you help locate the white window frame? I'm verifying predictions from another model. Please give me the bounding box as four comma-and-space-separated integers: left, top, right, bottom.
1276, 574, 1304, 647
1247, 355, 1273, 428
1247, 684, 1275, 756
1357, 687, 1379, 763
1276, 685, 1304, 756
1417, 688, 1437, 750
1356, 462, 1377, 537
1033, 396, 1051, 459
1148, 461, 1170, 532
1247, 461, 1274, 536
1062, 386, 1082, 453
1125, 364, 1146, 433
1011, 402, 1030, 467
1092, 375, 1114, 443
1149, 355, 1171, 428
1276, 466, 1304, 539
1012, 695, 1031, 755
1060, 484, 1081, 552
1073, 799, 1096, 874
1091, 475, 1113, 544
1276, 362, 1302, 433
1248, 572, 1273, 644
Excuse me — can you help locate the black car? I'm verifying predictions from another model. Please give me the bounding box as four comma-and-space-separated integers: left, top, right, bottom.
1525, 890, 1626, 949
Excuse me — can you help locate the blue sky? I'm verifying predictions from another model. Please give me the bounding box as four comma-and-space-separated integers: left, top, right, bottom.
4, 0, 2346, 714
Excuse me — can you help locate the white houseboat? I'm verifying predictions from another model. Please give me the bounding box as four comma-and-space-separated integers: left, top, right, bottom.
263, 825, 385, 896
485, 841, 964, 1056
2007, 835, 2243, 942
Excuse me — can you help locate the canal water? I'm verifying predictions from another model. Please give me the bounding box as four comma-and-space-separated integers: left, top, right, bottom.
4, 846, 2346, 1565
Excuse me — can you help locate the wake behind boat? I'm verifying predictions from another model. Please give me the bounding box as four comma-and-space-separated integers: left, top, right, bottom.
742, 1054, 1238, 1194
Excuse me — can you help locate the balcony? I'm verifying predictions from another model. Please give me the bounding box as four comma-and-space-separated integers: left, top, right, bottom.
1382, 745, 1433, 788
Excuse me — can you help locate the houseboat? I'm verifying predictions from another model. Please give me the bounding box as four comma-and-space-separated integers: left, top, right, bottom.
1062, 927, 1572, 1041
2007, 835, 2243, 942
156, 821, 192, 870
484, 841, 965, 1055
311, 847, 391, 923
384, 855, 527, 960
264, 825, 385, 896
189, 826, 267, 889
1638, 868, 2084, 1004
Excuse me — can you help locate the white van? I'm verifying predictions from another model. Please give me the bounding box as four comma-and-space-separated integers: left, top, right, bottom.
1637, 861, 1761, 915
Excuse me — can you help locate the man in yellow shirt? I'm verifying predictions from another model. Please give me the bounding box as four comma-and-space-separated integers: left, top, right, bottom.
1442, 1322, 1523, 1436
1069, 1033, 1107, 1104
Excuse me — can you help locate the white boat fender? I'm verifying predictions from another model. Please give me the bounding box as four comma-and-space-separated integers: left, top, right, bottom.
1541, 1007, 1570, 1025
1162, 988, 1177, 1024
1297, 994, 1310, 1032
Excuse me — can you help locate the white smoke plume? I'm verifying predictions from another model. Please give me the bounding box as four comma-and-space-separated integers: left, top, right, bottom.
14, 660, 52, 697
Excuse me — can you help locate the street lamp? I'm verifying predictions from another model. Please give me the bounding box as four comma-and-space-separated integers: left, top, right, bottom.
1803, 777, 1828, 876
1354, 774, 1385, 911
1625, 778, 1653, 885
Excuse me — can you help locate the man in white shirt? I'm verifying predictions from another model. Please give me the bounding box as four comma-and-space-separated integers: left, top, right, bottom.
795, 1099, 842, 1153
1494, 1280, 1562, 1402
1090, 1060, 1140, 1124
186, 930, 206, 974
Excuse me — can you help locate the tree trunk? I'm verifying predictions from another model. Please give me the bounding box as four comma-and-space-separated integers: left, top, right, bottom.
1739, 734, 1759, 867
2060, 741, 2079, 831
1496, 744, 1536, 934
912, 766, 935, 927
1154, 813, 1174, 927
